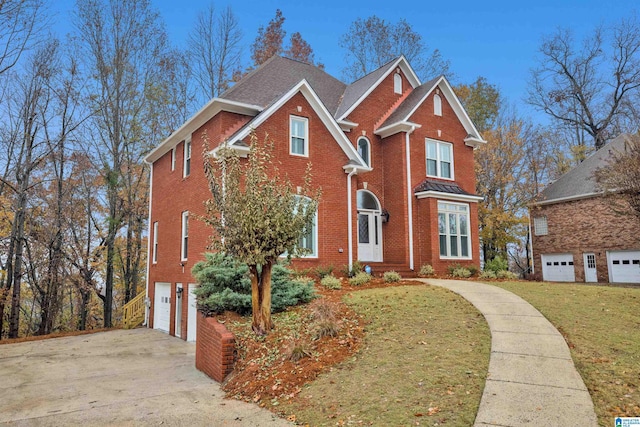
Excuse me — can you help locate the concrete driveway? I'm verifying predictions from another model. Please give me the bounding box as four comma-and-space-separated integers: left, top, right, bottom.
0, 329, 291, 426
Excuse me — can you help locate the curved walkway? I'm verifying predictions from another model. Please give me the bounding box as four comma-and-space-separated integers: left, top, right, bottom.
417, 279, 597, 426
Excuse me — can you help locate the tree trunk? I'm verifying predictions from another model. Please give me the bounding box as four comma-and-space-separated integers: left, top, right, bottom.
249, 263, 274, 335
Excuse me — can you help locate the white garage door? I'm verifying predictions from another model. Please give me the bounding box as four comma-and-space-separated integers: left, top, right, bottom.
153, 282, 171, 333
541, 254, 576, 282
608, 251, 640, 283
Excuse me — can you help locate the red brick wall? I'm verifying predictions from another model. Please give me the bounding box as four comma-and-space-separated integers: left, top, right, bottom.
195, 314, 236, 382
531, 197, 640, 282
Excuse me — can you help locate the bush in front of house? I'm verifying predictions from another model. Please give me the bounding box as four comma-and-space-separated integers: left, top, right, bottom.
383, 271, 402, 283
497, 270, 519, 280
349, 272, 372, 286
479, 270, 497, 280
320, 274, 342, 290
484, 256, 508, 273
451, 267, 472, 278
192, 253, 315, 316
417, 264, 435, 277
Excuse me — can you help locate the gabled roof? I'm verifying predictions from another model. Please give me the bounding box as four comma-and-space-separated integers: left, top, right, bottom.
335, 56, 421, 120
535, 134, 632, 206
375, 75, 486, 147
220, 79, 370, 171
220, 56, 346, 115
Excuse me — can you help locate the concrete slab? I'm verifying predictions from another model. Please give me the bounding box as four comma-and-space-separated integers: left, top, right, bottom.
0, 329, 291, 427
491, 331, 572, 359
475, 380, 597, 426
483, 313, 561, 335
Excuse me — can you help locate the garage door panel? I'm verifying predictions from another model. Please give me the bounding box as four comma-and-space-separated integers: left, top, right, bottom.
541, 254, 576, 282
153, 282, 171, 333
608, 251, 640, 283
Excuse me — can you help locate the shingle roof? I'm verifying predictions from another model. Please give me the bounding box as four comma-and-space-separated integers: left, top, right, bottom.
335, 58, 400, 119
537, 134, 631, 204
219, 56, 346, 115
379, 76, 441, 128
414, 178, 475, 196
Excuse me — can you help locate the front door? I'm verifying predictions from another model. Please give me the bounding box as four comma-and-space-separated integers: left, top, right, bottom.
358, 211, 382, 262
583, 253, 597, 283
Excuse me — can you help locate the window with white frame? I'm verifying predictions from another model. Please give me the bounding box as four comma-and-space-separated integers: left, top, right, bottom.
434, 93, 442, 116
181, 211, 189, 260
171, 147, 176, 171
358, 137, 371, 167
533, 216, 548, 236
290, 116, 308, 156
394, 73, 402, 94
183, 136, 191, 177
295, 196, 317, 257
152, 221, 158, 263
438, 202, 471, 258
426, 139, 453, 179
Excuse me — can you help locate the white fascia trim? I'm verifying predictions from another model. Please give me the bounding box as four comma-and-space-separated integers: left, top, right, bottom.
211, 142, 250, 159
374, 121, 422, 139
338, 119, 359, 132
342, 164, 371, 173
337, 56, 421, 121
415, 190, 484, 203
532, 192, 602, 206
228, 79, 367, 167
144, 98, 261, 164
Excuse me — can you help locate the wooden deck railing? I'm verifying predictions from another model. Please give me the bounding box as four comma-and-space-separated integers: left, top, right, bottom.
122, 291, 146, 329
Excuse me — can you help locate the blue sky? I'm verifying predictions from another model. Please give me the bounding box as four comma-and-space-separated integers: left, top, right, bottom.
51, 0, 638, 124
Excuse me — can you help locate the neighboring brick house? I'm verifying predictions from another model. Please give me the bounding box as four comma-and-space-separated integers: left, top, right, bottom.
530, 134, 640, 284
143, 55, 485, 339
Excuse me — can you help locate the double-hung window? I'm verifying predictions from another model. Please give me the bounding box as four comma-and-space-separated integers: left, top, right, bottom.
533, 217, 548, 236
181, 211, 189, 261
438, 202, 471, 258
290, 116, 308, 156
294, 196, 317, 257
426, 139, 453, 179
183, 136, 191, 177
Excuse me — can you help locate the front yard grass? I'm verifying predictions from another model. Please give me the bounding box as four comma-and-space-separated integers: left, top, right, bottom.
493, 281, 640, 426
289, 285, 490, 426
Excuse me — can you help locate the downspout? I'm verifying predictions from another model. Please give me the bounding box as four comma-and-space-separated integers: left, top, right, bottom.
528, 215, 534, 274
405, 126, 416, 270
144, 163, 153, 326
346, 167, 358, 272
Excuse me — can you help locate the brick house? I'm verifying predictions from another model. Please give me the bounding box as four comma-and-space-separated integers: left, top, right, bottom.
530, 134, 640, 284
143, 55, 485, 339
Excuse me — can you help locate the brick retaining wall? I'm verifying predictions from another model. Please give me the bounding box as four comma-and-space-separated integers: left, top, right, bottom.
195, 314, 236, 382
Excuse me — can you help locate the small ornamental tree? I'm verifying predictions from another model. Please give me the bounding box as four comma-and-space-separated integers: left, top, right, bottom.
201, 131, 320, 335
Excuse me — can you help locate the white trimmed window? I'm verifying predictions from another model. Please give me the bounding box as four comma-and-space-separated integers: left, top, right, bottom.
152, 221, 158, 264
357, 137, 371, 167
426, 139, 453, 179
394, 73, 402, 94
171, 147, 176, 171
438, 201, 471, 259
290, 116, 308, 156
183, 136, 191, 177
294, 196, 317, 257
181, 211, 189, 261
434, 94, 442, 116
534, 216, 548, 236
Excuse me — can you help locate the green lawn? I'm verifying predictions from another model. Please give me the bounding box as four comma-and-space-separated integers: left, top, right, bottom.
290, 285, 491, 426
492, 281, 640, 426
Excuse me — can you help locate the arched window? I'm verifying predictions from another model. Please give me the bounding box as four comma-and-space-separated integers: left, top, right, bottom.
357, 190, 380, 211
434, 94, 442, 116
394, 73, 402, 94
357, 137, 371, 167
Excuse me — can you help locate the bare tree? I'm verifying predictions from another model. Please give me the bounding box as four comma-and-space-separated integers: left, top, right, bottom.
340, 16, 451, 82
0, 0, 45, 75
74, 0, 172, 327
187, 3, 242, 103
528, 17, 640, 150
